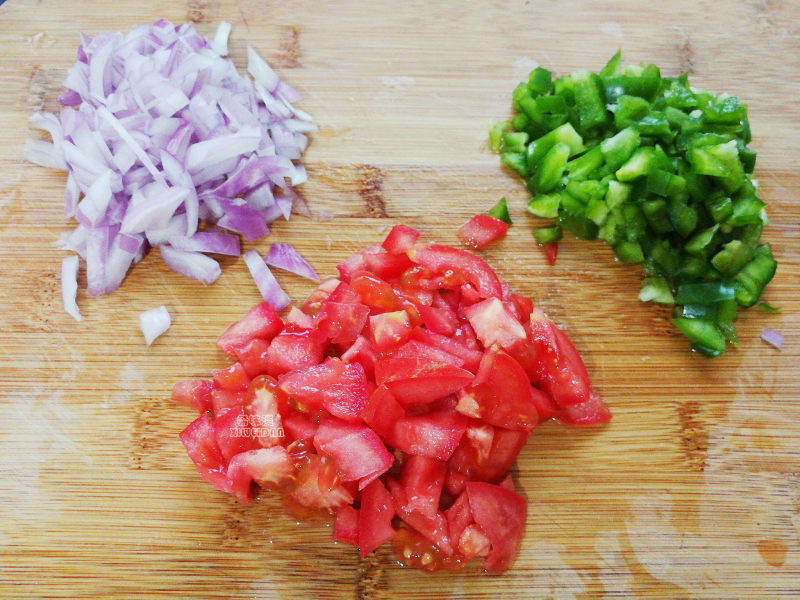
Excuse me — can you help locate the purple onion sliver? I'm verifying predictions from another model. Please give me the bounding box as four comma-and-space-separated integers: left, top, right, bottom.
118, 232, 144, 254
265, 243, 319, 282
761, 327, 783, 350
243, 250, 290, 310
170, 230, 241, 256
160, 245, 221, 285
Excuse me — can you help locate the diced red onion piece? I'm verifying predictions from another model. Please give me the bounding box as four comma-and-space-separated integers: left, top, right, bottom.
169, 230, 240, 256
243, 249, 290, 309
61, 255, 82, 321
761, 327, 783, 350
211, 21, 232, 56
139, 305, 171, 345
265, 243, 319, 281
247, 46, 279, 92
160, 245, 221, 284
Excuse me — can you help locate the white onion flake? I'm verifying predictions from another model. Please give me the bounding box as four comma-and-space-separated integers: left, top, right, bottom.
30, 19, 314, 307
761, 327, 783, 350
139, 305, 171, 345
243, 249, 290, 310
61, 255, 82, 321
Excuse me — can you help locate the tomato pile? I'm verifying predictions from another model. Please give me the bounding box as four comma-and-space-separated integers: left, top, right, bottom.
174, 225, 610, 572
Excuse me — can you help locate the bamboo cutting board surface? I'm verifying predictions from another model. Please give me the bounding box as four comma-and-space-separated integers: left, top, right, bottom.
1, 1, 799, 598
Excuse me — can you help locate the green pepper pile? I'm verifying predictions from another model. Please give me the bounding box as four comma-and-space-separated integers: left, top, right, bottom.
491, 51, 777, 357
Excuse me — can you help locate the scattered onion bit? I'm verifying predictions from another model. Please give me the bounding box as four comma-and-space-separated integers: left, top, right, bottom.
29, 19, 313, 302
761, 327, 783, 350
61, 255, 82, 321
140, 306, 171, 345
243, 249, 290, 310
265, 243, 320, 281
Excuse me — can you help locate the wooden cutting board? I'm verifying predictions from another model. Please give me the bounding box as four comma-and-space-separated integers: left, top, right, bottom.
1, 1, 798, 598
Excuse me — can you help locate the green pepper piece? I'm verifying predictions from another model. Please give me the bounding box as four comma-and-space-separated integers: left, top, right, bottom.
600, 127, 640, 170
710, 240, 754, 275
639, 277, 675, 304
489, 120, 511, 153
528, 67, 554, 95
641, 198, 673, 234
663, 73, 697, 109
612, 95, 651, 129
672, 318, 727, 356
520, 94, 569, 131
687, 140, 745, 192
649, 238, 681, 275
557, 212, 599, 240
622, 203, 647, 241
585, 196, 610, 226
501, 152, 528, 177
525, 123, 585, 172
487, 197, 513, 225
526, 193, 562, 218
533, 226, 562, 244
726, 196, 766, 227
536, 142, 570, 193
676, 282, 736, 304
615, 239, 644, 263
571, 70, 609, 131
565, 146, 604, 181
512, 82, 532, 112
684, 224, 719, 257
733, 244, 777, 307
615, 147, 655, 181
707, 195, 734, 223
757, 301, 781, 313
667, 196, 698, 237
605, 180, 631, 209
500, 131, 529, 154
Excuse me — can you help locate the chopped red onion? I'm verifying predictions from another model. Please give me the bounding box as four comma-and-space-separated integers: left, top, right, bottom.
761, 327, 783, 350
139, 305, 171, 345
61, 255, 82, 321
265, 243, 319, 281
243, 249, 290, 310
29, 20, 313, 301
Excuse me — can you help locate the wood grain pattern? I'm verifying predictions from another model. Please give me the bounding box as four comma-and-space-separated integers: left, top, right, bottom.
1, 1, 798, 598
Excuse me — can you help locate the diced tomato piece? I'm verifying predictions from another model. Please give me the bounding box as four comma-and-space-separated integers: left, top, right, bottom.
498, 474, 516, 492
399, 455, 446, 515
508, 293, 534, 322
286, 306, 315, 329
213, 406, 261, 461
213, 362, 250, 392
456, 346, 538, 431
361, 385, 406, 442
364, 251, 415, 280
235, 338, 271, 379
411, 328, 483, 373
457, 524, 491, 560
444, 467, 469, 496
528, 309, 592, 408
466, 481, 526, 572
227, 446, 295, 503
463, 297, 526, 350
389, 340, 465, 369
282, 412, 318, 443
327, 281, 362, 305
179, 414, 230, 493
279, 357, 368, 421
542, 241, 558, 266
382, 224, 421, 254
529, 386, 561, 422
210, 388, 248, 414
313, 418, 394, 488
557, 390, 612, 425
375, 357, 474, 406
350, 272, 402, 312
457, 214, 508, 250
317, 301, 370, 344
445, 490, 473, 551
264, 326, 326, 377
452, 322, 481, 352
388, 479, 454, 556
336, 252, 368, 282
172, 378, 212, 414
340, 335, 378, 379
217, 302, 283, 356
393, 406, 467, 461
358, 479, 396, 557
245, 376, 286, 447
458, 283, 482, 307
301, 278, 340, 316
287, 453, 354, 513
369, 310, 412, 351
333, 505, 360, 547
418, 304, 458, 336
407, 244, 503, 299
449, 425, 529, 484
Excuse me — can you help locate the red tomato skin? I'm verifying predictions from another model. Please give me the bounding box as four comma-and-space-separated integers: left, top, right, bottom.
213, 361, 250, 392
317, 301, 370, 344
542, 241, 558, 266
407, 244, 503, 299
557, 390, 612, 425
418, 304, 459, 336
350, 272, 402, 312
235, 338, 272, 379
388, 479, 454, 556
393, 406, 468, 461
364, 251, 415, 280
301, 278, 340, 317
179, 414, 231, 493
264, 327, 326, 378
361, 385, 406, 443
457, 214, 508, 250
445, 489, 473, 550
213, 406, 262, 462
340, 335, 378, 380
333, 505, 360, 546
507, 293, 534, 322
456, 346, 538, 431
217, 302, 283, 356
399, 455, 447, 515
282, 412, 319, 443
529, 386, 561, 422
466, 481, 527, 572
388, 340, 465, 369
172, 378, 213, 414
278, 357, 369, 421
313, 418, 394, 486
375, 357, 474, 406
358, 479, 396, 558
382, 224, 421, 254
410, 328, 483, 373
210, 388, 248, 414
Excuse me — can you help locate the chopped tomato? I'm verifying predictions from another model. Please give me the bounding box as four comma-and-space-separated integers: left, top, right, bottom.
411, 327, 483, 373
382, 224, 421, 254
235, 338, 271, 378
217, 302, 283, 356
542, 241, 558, 266
361, 385, 405, 442
227, 446, 294, 503
358, 479, 396, 557
399, 455, 447, 515
389, 478, 454, 556
350, 272, 402, 312
418, 304, 458, 336
456, 346, 538, 431
333, 505, 360, 546
172, 378, 212, 414
393, 405, 467, 461
313, 418, 394, 488
375, 357, 474, 406
463, 297, 526, 350
317, 301, 370, 344
213, 361, 250, 392
279, 357, 368, 421
339, 335, 378, 380
466, 481, 527, 572
507, 293, 534, 322
286, 453, 354, 513
179, 414, 230, 493
457, 214, 508, 250
301, 278, 340, 317
264, 326, 326, 377
369, 310, 412, 351
457, 524, 492, 560
557, 390, 612, 425
388, 339, 465, 369
407, 244, 503, 299
213, 406, 261, 461
364, 250, 415, 280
